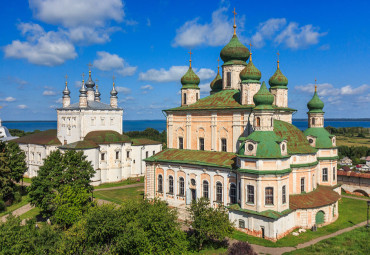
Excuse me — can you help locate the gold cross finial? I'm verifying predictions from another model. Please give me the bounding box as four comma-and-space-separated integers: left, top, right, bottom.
82, 72, 85, 83
188, 50, 193, 68
112, 74, 116, 86
87, 62, 93, 70
315, 78, 317, 92
64, 74, 68, 85
217, 57, 220, 73
277, 51, 280, 68
233, 8, 237, 35
249, 42, 253, 61
95, 78, 99, 84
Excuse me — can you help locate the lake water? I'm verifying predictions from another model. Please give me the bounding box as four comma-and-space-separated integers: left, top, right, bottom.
2, 119, 370, 132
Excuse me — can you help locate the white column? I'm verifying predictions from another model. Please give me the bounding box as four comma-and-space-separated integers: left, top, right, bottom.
232, 112, 241, 153
210, 173, 214, 207
256, 178, 261, 211
196, 174, 201, 199
163, 168, 167, 199
211, 113, 217, 151
174, 169, 177, 201
223, 174, 228, 206
168, 114, 173, 148
186, 113, 191, 149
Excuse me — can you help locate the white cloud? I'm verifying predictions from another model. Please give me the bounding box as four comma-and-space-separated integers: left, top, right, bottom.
319, 44, 330, 51
147, 18, 151, 27
139, 66, 215, 82
4, 22, 77, 66
29, 0, 124, 27
17, 104, 28, 109
141, 84, 153, 90
251, 18, 287, 48
0, 97, 16, 102
55, 98, 63, 103
119, 96, 134, 103
67, 26, 120, 45
199, 83, 211, 96
115, 86, 131, 94
93, 51, 137, 77
43, 90, 57, 96
275, 22, 326, 49
173, 6, 239, 47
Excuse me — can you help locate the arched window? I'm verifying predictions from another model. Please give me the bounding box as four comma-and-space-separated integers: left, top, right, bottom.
230, 184, 237, 204
247, 185, 254, 204
322, 168, 328, 182
239, 219, 245, 228
158, 175, 163, 193
178, 137, 184, 149
183, 93, 187, 105
179, 177, 185, 196
265, 187, 273, 205
221, 138, 227, 152
333, 167, 336, 181
312, 118, 315, 125
169, 176, 174, 194
282, 185, 286, 204
203, 180, 209, 198
216, 182, 223, 202
196, 93, 199, 101
256, 117, 261, 127
301, 178, 305, 193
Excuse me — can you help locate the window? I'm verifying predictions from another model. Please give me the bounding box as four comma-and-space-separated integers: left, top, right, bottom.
169, 176, 174, 194
158, 175, 163, 193
247, 185, 254, 204
196, 93, 199, 101
127, 151, 130, 158
256, 117, 261, 127
221, 138, 227, 152
179, 137, 184, 149
312, 118, 315, 125
146, 151, 149, 158
115, 151, 119, 160
153, 151, 155, 156
203, 180, 209, 198
322, 168, 328, 182
265, 187, 273, 205
183, 93, 187, 105
239, 219, 245, 228
191, 179, 196, 186
101, 153, 105, 161
101, 117, 105, 125
110, 118, 114, 125
199, 138, 205, 150
227, 72, 231, 87
91, 118, 95, 126
282, 185, 286, 204
179, 177, 185, 196
247, 144, 254, 152
216, 182, 223, 202
230, 184, 237, 204
333, 167, 336, 181
301, 178, 305, 193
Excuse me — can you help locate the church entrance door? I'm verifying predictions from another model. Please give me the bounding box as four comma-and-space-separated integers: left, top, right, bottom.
191, 188, 196, 202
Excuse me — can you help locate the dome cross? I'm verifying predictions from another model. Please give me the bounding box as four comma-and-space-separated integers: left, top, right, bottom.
277, 51, 280, 68
315, 78, 317, 92
249, 42, 253, 61
233, 8, 237, 35
188, 50, 193, 68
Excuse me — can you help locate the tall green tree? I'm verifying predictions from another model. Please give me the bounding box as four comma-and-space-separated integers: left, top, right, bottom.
28, 150, 95, 217
0, 142, 13, 201
187, 197, 234, 250
6, 142, 27, 183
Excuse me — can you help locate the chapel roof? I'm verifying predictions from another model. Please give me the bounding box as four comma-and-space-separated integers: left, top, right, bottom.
11, 129, 61, 146
84, 130, 131, 144
131, 138, 162, 146
303, 127, 334, 149
144, 148, 236, 169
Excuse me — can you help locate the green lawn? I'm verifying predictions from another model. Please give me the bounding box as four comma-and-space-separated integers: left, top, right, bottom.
94, 176, 144, 190
232, 197, 368, 247
284, 227, 370, 255
93, 186, 144, 204
20, 207, 40, 220
0, 195, 29, 217
22, 177, 32, 184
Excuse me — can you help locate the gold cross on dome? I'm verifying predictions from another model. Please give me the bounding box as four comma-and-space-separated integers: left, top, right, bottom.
249, 42, 253, 60
112, 74, 116, 82
277, 51, 280, 68
87, 62, 93, 71
233, 8, 237, 35
82, 72, 85, 81
95, 78, 99, 84
188, 50, 193, 67
315, 78, 317, 92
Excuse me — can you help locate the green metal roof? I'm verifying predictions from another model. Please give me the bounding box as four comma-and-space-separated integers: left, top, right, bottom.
210, 70, 222, 92
144, 148, 236, 169
269, 67, 288, 87
59, 140, 99, 150
181, 67, 200, 89
238, 131, 285, 159
84, 130, 131, 144
131, 138, 162, 146
253, 81, 274, 110
228, 204, 293, 219
307, 91, 324, 113
240, 59, 261, 82
303, 127, 334, 149
220, 35, 249, 64
12, 129, 61, 146
274, 120, 317, 154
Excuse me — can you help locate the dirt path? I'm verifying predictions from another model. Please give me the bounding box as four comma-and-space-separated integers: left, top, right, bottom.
249, 220, 368, 255
1, 203, 33, 222
94, 182, 143, 191
342, 195, 369, 201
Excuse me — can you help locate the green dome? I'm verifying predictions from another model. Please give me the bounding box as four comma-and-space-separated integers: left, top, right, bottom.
269, 66, 288, 88
253, 81, 274, 109
307, 90, 324, 113
240, 57, 261, 82
304, 127, 334, 149
181, 67, 200, 89
210, 69, 222, 92
220, 35, 249, 65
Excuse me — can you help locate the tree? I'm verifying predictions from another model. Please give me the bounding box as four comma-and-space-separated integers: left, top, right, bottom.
228, 241, 257, 255
28, 150, 95, 218
0, 142, 13, 201
52, 185, 95, 228
6, 142, 27, 183
187, 197, 234, 250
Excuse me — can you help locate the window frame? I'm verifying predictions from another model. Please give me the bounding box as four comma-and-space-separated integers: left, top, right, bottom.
101, 152, 105, 161
199, 137, 205, 151
221, 138, 227, 152
179, 137, 184, 149
226, 72, 231, 87
230, 183, 237, 204
265, 187, 274, 205
168, 176, 174, 194
179, 177, 185, 196
247, 185, 255, 204
333, 167, 336, 181
158, 175, 163, 193
203, 180, 209, 199
216, 182, 223, 202
183, 93, 187, 105
282, 185, 286, 204
115, 151, 120, 160
322, 168, 328, 182
301, 178, 305, 193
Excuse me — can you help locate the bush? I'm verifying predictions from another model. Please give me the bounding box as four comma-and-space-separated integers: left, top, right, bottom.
228, 241, 257, 255
0, 200, 5, 212
14, 191, 22, 203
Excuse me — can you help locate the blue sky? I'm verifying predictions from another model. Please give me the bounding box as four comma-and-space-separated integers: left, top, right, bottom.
0, 0, 369, 120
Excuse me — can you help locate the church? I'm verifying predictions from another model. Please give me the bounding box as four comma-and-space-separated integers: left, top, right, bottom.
13, 70, 162, 185
144, 14, 340, 241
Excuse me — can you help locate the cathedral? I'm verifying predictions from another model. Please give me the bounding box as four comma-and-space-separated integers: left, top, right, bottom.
13, 71, 162, 185
144, 16, 340, 240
